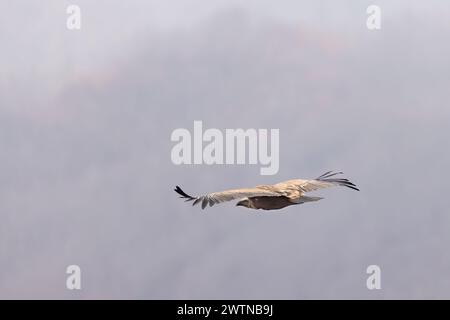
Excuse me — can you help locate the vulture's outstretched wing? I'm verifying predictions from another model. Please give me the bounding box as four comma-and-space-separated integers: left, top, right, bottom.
278, 171, 360, 193
174, 186, 281, 209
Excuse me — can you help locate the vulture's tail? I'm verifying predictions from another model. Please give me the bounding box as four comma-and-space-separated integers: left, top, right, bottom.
316, 171, 360, 191
296, 196, 323, 204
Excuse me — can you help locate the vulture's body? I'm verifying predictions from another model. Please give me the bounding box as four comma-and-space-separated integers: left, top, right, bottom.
174, 171, 359, 211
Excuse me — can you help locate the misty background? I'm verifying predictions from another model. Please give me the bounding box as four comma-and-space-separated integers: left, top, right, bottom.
1, 0, 450, 299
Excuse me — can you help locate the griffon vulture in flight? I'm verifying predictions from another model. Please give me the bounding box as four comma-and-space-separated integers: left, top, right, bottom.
174, 171, 359, 211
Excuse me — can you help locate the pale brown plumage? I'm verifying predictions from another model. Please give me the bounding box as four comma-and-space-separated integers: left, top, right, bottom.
174, 171, 359, 210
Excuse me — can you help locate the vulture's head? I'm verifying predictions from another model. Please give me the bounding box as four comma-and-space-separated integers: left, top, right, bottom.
236, 198, 251, 208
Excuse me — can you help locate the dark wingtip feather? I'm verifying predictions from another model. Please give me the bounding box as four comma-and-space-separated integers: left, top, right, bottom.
318, 170, 333, 179
174, 186, 197, 200
317, 172, 359, 191
345, 185, 360, 191
317, 170, 344, 180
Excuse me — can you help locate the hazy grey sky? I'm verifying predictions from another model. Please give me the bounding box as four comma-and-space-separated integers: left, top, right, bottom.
1, 1, 450, 299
